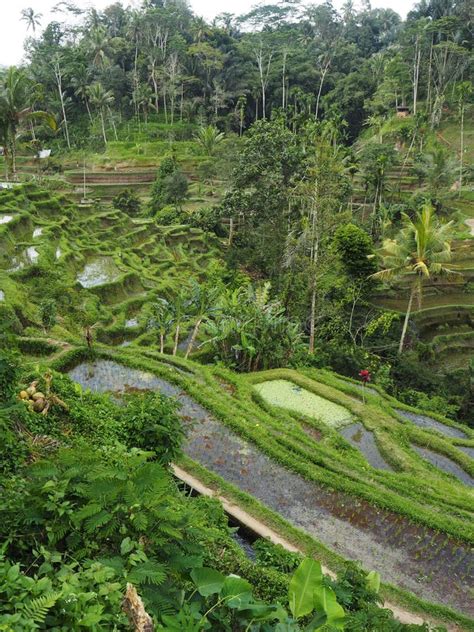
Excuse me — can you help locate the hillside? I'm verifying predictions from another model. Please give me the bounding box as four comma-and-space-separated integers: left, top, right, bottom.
0, 0, 473, 629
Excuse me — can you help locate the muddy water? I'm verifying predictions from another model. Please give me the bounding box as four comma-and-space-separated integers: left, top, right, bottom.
76, 256, 122, 288
340, 423, 393, 471
458, 445, 474, 459
68, 360, 474, 617
412, 446, 473, 487
395, 409, 467, 439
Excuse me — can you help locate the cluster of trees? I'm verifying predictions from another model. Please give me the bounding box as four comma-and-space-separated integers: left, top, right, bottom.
1, 0, 471, 154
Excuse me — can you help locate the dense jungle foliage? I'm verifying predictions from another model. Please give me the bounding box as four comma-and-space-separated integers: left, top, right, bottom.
0, 0, 473, 628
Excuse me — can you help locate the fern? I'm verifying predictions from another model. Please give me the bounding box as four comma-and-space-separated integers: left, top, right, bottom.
127, 560, 167, 586
23, 591, 60, 623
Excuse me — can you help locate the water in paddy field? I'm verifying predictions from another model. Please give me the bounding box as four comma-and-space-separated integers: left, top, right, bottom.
458, 445, 474, 459
395, 409, 467, 438
0, 290, 4, 301
67, 360, 474, 617
0, 214, 14, 224
125, 318, 138, 328
76, 256, 122, 288
33, 227, 43, 238
8, 247, 40, 271
412, 445, 473, 487
339, 423, 393, 471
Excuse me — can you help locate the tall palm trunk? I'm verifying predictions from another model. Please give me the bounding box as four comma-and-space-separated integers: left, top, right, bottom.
308, 278, 317, 354
399, 284, 416, 354
160, 333, 164, 354
173, 323, 180, 356
185, 318, 202, 359
99, 110, 107, 144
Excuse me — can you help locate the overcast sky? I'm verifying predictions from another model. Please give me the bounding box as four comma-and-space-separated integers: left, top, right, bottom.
0, 0, 415, 67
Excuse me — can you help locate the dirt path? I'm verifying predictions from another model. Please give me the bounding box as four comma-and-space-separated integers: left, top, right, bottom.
172, 464, 464, 631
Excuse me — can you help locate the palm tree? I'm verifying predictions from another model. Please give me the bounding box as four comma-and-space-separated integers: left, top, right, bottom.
371, 204, 457, 354
20, 8, 42, 33
194, 125, 225, 156
147, 298, 174, 354
87, 82, 114, 145
86, 27, 109, 67
0, 67, 56, 177
185, 282, 221, 359
71, 67, 93, 123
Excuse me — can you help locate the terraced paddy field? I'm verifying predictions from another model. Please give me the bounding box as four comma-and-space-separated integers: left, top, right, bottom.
0, 183, 221, 345
44, 349, 473, 626
2, 182, 474, 628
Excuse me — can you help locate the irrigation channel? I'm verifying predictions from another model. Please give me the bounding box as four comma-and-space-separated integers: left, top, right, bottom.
68, 360, 474, 618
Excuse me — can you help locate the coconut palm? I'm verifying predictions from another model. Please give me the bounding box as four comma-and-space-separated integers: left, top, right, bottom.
194, 125, 225, 156
371, 204, 457, 354
71, 67, 93, 123
87, 82, 114, 144
86, 27, 109, 67
20, 8, 42, 33
0, 67, 56, 177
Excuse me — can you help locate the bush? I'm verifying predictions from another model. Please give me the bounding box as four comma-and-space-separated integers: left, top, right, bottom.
150, 157, 189, 213
119, 391, 185, 464
113, 188, 142, 215
253, 538, 302, 573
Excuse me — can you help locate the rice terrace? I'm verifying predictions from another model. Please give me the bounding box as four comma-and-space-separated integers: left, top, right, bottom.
0, 0, 473, 630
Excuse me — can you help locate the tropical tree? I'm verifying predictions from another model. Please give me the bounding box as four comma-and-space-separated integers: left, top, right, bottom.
71, 66, 93, 123
0, 67, 56, 177
172, 287, 190, 356
20, 8, 42, 33
185, 281, 221, 359
194, 125, 225, 156
147, 298, 175, 354
87, 82, 114, 144
372, 204, 457, 354
454, 80, 473, 195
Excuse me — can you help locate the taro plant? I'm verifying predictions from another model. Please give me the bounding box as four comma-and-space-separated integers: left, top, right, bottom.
159, 557, 345, 630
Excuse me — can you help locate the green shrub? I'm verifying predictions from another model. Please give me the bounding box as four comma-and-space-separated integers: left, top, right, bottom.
113, 188, 142, 215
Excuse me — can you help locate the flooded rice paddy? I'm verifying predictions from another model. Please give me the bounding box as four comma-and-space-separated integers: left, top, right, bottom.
76, 256, 122, 288
67, 360, 474, 616
395, 409, 467, 439
340, 423, 393, 471
412, 446, 473, 487
254, 379, 353, 428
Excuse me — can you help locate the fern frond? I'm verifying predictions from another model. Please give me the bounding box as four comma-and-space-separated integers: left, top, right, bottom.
23, 591, 60, 623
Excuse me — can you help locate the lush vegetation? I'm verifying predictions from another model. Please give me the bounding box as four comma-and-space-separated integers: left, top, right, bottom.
0, 0, 473, 628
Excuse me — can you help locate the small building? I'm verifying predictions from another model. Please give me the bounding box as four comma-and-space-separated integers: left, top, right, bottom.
396, 106, 410, 118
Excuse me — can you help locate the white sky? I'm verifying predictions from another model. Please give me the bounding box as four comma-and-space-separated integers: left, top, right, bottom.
0, 0, 415, 67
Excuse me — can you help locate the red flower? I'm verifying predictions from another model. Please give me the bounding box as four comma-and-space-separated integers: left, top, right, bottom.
359, 369, 371, 383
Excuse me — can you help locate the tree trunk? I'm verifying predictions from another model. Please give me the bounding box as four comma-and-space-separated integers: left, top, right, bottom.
160, 333, 164, 354
185, 318, 202, 359
173, 323, 180, 356
315, 65, 328, 120
399, 285, 416, 354
85, 98, 93, 123
100, 110, 107, 145
108, 106, 118, 141
413, 36, 421, 115
228, 217, 234, 246
308, 279, 317, 354
459, 102, 464, 197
